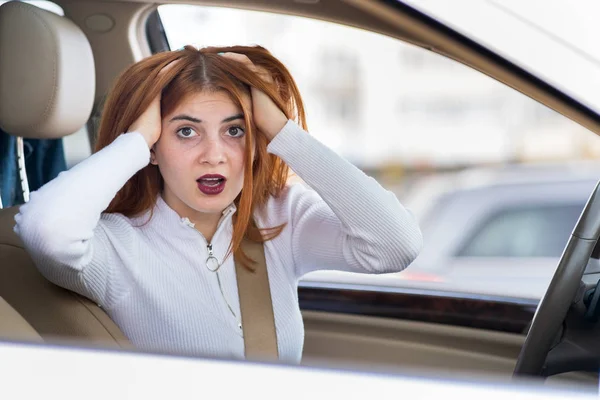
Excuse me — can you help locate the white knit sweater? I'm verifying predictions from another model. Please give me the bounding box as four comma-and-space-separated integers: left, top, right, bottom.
14, 120, 422, 364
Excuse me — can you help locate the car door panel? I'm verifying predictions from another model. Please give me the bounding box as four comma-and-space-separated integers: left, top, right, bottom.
301, 308, 597, 386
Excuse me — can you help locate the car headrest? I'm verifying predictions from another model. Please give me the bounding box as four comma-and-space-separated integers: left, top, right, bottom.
0, 1, 95, 139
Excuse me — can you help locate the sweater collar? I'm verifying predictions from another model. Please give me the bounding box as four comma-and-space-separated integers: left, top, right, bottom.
143, 195, 237, 240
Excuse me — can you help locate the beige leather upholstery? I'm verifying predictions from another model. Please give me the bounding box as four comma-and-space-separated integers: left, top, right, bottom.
0, 3, 130, 350
0, 297, 43, 343
0, 206, 131, 348
0, 1, 95, 139
0, 207, 131, 348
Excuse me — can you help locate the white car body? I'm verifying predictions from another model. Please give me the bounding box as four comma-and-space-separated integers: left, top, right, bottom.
0, 340, 597, 399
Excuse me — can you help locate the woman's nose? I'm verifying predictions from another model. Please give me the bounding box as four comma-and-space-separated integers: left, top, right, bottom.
199, 137, 226, 165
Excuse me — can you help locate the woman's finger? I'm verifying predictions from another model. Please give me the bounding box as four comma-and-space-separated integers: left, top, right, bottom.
219, 52, 273, 83
158, 58, 182, 78
218, 52, 252, 65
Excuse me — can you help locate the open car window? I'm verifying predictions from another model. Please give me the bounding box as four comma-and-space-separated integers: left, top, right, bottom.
156, 5, 599, 303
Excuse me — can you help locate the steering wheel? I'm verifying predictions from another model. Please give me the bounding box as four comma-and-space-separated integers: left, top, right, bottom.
513, 182, 600, 377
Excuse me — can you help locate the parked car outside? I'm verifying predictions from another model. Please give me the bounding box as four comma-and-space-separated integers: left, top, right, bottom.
301, 162, 600, 301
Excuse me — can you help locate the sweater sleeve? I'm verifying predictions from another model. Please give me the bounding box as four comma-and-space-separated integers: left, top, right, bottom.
267, 120, 423, 278
13, 132, 150, 308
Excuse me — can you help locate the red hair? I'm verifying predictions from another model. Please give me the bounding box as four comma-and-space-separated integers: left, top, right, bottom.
94, 45, 307, 268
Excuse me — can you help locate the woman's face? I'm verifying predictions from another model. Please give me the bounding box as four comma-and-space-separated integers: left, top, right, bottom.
153, 90, 249, 220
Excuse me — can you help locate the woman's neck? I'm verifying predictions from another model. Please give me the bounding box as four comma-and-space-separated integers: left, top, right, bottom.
160, 191, 222, 243
190, 215, 221, 243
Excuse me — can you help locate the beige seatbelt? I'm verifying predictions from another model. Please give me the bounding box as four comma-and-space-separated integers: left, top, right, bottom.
235, 236, 279, 362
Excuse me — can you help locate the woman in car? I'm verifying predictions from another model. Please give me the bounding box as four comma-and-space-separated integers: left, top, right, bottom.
13, 45, 422, 364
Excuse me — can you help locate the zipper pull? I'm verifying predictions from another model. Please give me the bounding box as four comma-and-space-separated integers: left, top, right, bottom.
206, 243, 220, 272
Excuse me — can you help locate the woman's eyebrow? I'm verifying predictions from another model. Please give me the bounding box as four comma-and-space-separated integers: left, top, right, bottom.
169, 114, 201, 123
168, 114, 244, 123
221, 114, 244, 123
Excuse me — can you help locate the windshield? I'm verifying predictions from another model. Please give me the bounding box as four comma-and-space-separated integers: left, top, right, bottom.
401, 0, 600, 115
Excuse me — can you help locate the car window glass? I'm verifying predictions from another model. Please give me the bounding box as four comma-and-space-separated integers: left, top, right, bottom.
456, 204, 585, 258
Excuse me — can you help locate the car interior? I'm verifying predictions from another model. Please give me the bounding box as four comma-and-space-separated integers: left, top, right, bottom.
1, 0, 600, 391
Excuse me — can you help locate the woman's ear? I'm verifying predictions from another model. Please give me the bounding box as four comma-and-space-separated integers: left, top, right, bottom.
150, 146, 158, 165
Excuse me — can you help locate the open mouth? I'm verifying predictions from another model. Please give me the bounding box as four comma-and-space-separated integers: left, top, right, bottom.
196, 175, 226, 195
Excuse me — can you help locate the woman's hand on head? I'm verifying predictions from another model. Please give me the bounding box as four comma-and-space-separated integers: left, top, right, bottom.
128, 60, 180, 149
219, 52, 288, 141
128, 91, 162, 149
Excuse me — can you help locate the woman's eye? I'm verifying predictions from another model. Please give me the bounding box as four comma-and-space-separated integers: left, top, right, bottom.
227, 126, 245, 138
176, 127, 197, 138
